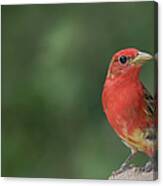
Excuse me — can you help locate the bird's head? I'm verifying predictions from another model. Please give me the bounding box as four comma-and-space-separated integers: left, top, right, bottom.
108, 48, 153, 79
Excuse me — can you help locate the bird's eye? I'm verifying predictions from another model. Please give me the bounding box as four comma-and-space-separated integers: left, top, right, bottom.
119, 55, 128, 64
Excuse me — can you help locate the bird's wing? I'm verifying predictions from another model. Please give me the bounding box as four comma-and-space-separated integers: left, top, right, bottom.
142, 85, 156, 121
142, 84, 157, 142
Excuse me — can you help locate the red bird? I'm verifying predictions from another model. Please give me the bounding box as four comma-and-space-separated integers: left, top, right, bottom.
102, 48, 157, 173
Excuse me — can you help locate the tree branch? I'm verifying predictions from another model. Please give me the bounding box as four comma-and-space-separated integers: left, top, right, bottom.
109, 166, 158, 180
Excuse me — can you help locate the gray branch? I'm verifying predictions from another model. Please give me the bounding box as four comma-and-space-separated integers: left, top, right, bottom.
109, 166, 158, 181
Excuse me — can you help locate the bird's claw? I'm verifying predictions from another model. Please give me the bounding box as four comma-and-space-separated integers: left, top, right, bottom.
111, 164, 134, 177
141, 161, 156, 172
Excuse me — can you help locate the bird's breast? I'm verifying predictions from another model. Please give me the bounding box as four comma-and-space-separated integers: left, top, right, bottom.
102, 78, 146, 137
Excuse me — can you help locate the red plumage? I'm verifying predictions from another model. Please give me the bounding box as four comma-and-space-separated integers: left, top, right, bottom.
102, 48, 157, 159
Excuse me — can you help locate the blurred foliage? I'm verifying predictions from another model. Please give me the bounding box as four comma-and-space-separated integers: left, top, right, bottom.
2, 2, 156, 179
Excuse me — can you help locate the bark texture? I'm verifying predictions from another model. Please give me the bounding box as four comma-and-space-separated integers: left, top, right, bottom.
109, 166, 158, 181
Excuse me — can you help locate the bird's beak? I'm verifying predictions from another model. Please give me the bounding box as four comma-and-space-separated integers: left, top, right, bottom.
130, 51, 153, 65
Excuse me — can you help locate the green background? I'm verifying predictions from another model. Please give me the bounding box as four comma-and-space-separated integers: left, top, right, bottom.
2, 2, 157, 179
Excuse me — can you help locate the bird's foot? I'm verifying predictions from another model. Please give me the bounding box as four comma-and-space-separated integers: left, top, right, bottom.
111, 164, 134, 177
141, 160, 157, 172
